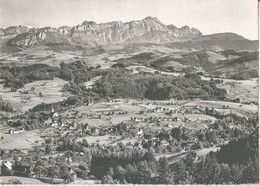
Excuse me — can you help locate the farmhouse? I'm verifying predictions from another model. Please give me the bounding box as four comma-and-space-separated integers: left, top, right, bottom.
12, 164, 32, 176
9, 128, 24, 134
137, 128, 144, 135
2, 161, 12, 170
132, 117, 143, 122
1, 161, 13, 175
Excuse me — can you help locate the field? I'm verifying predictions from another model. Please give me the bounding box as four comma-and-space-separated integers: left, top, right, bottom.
218, 78, 258, 103
76, 135, 121, 145
0, 78, 71, 113
185, 100, 258, 118
126, 65, 183, 76
139, 44, 183, 53
201, 76, 258, 103
0, 176, 45, 184
0, 127, 43, 150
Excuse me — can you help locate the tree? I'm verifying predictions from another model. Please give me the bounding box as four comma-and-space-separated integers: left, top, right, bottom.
136, 161, 152, 184
143, 148, 156, 162
157, 157, 173, 184
242, 158, 259, 184
45, 144, 52, 154
33, 164, 46, 178
45, 137, 53, 144
48, 166, 60, 182
114, 165, 127, 182
205, 107, 209, 114
174, 160, 190, 184
39, 92, 44, 97
205, 130, 217, 143
183, 152, 196, 173
106, 167, 114, 176
218, 163, 231, 184
171, 127, 182, 141
20, 156, 33, 167
101, 175, 114, 184
193, 154, 221, 184
229, 164, 243, 184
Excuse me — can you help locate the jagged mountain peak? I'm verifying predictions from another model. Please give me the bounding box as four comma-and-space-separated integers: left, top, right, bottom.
142, 16, 161, 22
3, 17, 203, 47
82, 21, 96, 26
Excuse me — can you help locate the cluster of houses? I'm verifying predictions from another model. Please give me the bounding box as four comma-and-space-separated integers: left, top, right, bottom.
65, 109, 129, 120
152, 101, 177, 105
9, 128, 25, 134
137, 105, 205, 116
88, 110, 128, 120
131, 116, 181, 123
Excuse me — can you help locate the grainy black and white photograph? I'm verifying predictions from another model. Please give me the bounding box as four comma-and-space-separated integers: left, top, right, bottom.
0, 0, 259, 185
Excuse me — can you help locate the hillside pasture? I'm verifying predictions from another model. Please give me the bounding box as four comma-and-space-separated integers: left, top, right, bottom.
0, 176, 45, 184
0, 78, 71, 113
0, 129, 43, 150
126, 65, 183, 77
76, 135, 120, 145
217, 78, 258, 103
200, 76, 258, 103
185, 100, 258, 118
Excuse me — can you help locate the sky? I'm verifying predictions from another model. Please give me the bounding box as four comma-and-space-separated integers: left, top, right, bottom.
0, 0, 258, 40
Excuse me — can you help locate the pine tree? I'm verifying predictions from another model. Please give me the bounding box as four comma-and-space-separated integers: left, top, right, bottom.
101, 175, 114, 184
230, 164, 243, 184
157, 157, 173, 184
174, 160, 190, 184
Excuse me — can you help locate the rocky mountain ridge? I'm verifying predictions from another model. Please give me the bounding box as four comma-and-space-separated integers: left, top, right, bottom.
1, 17, 202, 47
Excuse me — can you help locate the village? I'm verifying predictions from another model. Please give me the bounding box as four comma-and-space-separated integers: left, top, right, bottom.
1, 97, 255, 184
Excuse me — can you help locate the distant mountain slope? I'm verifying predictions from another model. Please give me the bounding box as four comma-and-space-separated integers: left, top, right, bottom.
167, 33, 258, 51
0, 25, 30, 36
1, 17, 202, 47
213, 51, 259, 79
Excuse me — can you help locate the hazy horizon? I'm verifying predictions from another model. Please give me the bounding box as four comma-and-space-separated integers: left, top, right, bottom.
0, 0, 258, 40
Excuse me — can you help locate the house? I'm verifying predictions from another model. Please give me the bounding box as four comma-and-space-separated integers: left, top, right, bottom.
134, 117, 143, 122
161, 140, 169, 146
9, 128, 25, 134
51, 121, 58, 128
137, 128, 144, 135
168, 118, 173, 122
1, 161, 13, 175
155, 107, 163, 112
157, 117, 162, 122
94, 114, 102, 119
12, 164, 32, 176
45, 117, 52, 125
167, 123, 173, 128
65, 157, 72, 163
52, 112, 59, 118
